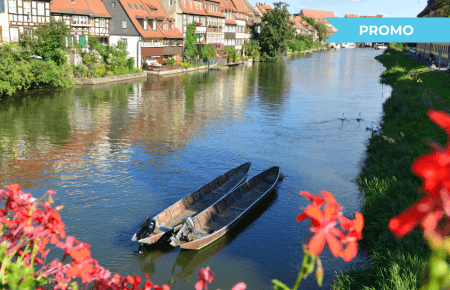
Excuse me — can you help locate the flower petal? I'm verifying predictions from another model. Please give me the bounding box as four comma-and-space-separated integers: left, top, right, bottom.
195, 279, 205, 290
342, 241, 358, 262
231, 282, 247, 290
308, 232, 326, 255
326, 233, 343, 257
304, 205, 324, 222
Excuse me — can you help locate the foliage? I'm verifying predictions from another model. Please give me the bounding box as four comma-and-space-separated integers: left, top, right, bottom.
142, 62, 149, 69
166, 58, 176, 66
314, 22, 328, 42
259, 2, 295, 59
0, 184, 246, 290
0, 43, 73, 97
211, 42, 224, 49
333, 49, 450, 290
184, 21, 199, 58
243, 40, 261, 59
223, 47, 237, 61
437, 0, 450, 17
200, 44, 217, 63
301, 16, 315, 27
19, 18, 70, 66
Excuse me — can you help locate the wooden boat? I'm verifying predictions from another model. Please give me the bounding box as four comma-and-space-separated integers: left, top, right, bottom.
131, 162, 252, 245
173, 166, 280, 250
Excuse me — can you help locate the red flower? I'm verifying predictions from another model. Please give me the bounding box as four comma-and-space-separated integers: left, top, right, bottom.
195, 268, 214, 290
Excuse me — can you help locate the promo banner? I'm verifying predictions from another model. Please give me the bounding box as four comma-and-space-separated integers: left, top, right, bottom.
325, 18, 450, 43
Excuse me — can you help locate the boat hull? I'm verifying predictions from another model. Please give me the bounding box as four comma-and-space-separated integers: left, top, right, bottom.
179, 166, 280, 250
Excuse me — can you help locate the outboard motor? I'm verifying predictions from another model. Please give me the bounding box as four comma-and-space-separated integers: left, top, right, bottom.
136, 217, 156, 241
169, 216, 195, 247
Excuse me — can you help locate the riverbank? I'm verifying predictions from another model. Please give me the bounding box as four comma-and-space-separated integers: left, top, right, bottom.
333, 48, 450, 289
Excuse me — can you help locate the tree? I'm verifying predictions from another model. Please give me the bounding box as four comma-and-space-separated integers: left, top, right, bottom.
200, 44, 217, 67
315, 22, 328, 42
437, 0, 450, 17
301, 16, 315, 27
19, 18, 70, 66
259, 2, 295, 59
184, 21, 199, 58
243, 40, 261, 59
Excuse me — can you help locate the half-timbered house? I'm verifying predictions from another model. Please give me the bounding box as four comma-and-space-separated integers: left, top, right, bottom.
50, 0, 111, 50
7, 0, 51, 41
204, 0, 224, 44
219, 0, 236, 47
230, 0, 247, 50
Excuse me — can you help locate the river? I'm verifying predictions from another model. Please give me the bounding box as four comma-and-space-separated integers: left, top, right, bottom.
0, 48, 390, 289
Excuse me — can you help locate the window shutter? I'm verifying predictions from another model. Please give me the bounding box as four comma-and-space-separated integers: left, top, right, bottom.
68, 36, 72, 45
79, 36, 86, 48
0, 0, 5, 13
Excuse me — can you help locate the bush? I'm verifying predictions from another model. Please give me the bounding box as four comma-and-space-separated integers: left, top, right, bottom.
166, 58, 176, 66
142, 62, 148, 69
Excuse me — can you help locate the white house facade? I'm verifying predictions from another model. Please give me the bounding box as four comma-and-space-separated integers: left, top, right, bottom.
0, 0, 10, 42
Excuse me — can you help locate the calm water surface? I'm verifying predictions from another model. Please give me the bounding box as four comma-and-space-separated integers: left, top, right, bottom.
0, 48, 391, 289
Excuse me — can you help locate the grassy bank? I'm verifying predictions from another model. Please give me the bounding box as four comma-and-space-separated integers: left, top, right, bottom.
333, 49, 450, 289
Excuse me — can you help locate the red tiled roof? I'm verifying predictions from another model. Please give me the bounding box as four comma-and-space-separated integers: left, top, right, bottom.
162, 23, 184, 39
218, 0, 237, 12
230, 0, 248, 14
345, 14, 358, 18
261, 4, 271, 10
179, 0, 208, 15
51, 0, 111, 17
225, 19, 237, 24
242, 0, 258, 15
119, 0, 164, 38
301, 9, 335, 22
359, 15, 383, 18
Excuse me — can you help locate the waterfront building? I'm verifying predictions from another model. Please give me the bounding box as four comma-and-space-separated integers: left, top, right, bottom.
297, 9, 336, 33
416, 0, 449, 66
219, 0, 237, 47
290, 15, 308, 36
242, 0, 259, 40
119, 0, 183, 66
102, 0, 141, 67
7, 0, 51, 41
345, 14, 358, 18
205, 0, 225, 44
298, 17, 318, 40
0, 0, 10, 42
51, 0, 111, 49
359, 15, 382, 18
160, 0, 207, 43
254, 2, 271, 17
230, 0, 247, 50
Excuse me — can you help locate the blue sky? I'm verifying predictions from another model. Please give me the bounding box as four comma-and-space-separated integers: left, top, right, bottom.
249, 0, 426, 18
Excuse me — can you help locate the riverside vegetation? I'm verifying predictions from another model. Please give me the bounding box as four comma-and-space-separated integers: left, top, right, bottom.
333, 46, 450, 289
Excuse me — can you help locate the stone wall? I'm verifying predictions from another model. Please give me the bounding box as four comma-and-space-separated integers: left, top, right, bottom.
72, 72, 147, 85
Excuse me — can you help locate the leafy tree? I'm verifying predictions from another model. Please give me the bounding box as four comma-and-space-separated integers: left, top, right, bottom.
184, 21, 199, 58
437, 0, 450, 17
259, 2, 295, 59
315, 22, 328, 42
223, 47, 237, 61
200, 44, 217, 66
19, 18, 70, 66
301, 16, 315, 27
243, 40, 261, 59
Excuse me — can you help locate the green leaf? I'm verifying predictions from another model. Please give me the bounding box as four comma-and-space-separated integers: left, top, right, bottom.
272, 279, 291, 290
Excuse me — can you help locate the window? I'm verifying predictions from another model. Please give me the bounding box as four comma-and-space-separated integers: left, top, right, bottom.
112, 2, 115, 7
134, 4, 138, 9
152, 19, 156, 30
99, 18, 105, 27
171, 24, 174, 30
8, 0, 16, 14
128, 3, 132, 9
169, 0, 172, 5
143, 18, 148, 30
120, 38, 127, 44
163, 23, 168, 30
79, 35, 86, 48
23, 1, 31, 14
189, 1, 192, 8
140, 5, 144, 9
122, 20, 127, 28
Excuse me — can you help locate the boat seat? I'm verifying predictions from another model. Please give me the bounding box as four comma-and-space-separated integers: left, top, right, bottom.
158, 226, 173, 232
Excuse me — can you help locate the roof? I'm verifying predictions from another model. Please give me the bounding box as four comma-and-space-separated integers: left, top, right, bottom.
142, 0, 184, 38
260, 3, 271, 10
219, 0, 237, 12
119, 0, 165, 38
345, 14, 358, 18
300, 9, 335, 22
231, 0, 248, 14
179, 0, 208, 15
225, 19, 237, 24
242, 0, 259, 15
51, 0, 111, 18
207, 10, 226, 17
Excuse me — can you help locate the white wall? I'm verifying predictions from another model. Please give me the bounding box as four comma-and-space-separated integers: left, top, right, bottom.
110, 35, 141, 68
0, 3, 9, 42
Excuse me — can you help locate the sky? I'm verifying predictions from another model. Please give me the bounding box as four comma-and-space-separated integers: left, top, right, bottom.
248, 0, 426, 18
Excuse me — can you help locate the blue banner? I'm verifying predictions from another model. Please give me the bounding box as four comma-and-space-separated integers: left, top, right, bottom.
325, 18, 450, 43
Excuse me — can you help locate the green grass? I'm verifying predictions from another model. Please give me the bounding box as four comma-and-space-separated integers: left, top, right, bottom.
332, 49, 450, 290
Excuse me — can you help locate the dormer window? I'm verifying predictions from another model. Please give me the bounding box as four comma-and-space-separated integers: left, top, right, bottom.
171, 23, 174, 30
144, 18, 148, 30
134, 4, 139, 9
152, 19, 156, 30
163, 23, 168, 30
169, 0, 173, 6
128, 3, 132, 9
140, 5, 144, 9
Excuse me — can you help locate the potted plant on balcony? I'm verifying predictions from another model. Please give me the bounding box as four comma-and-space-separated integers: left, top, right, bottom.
178, 40, 183, 46
196, 22, 202, 26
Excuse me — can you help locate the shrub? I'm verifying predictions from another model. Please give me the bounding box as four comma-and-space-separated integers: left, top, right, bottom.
166, 58, 176, 66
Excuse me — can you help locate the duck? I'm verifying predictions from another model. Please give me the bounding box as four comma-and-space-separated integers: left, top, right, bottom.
340, 113, 346, 120
366, 121, 375, 131
356, 112, 362, 121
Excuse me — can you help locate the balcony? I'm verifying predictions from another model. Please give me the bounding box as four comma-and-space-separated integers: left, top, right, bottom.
163, 46, 183, 56
195, 26, 206, 34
